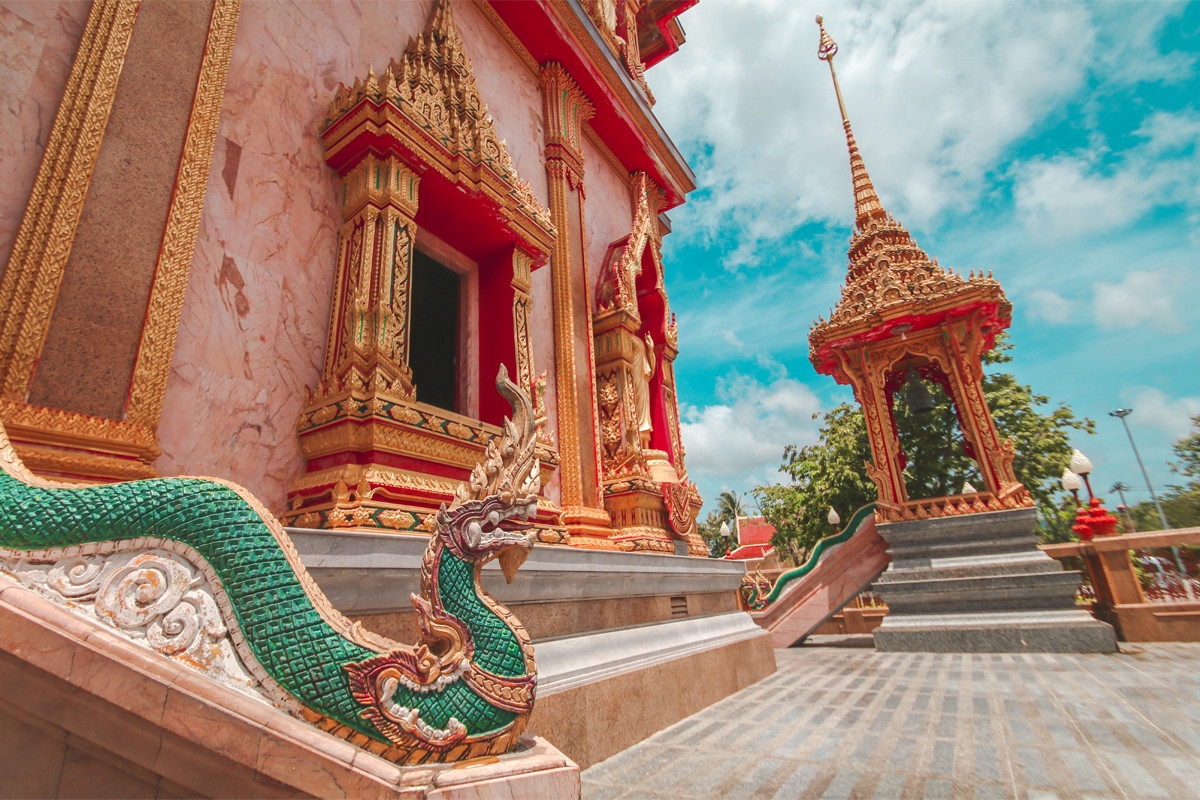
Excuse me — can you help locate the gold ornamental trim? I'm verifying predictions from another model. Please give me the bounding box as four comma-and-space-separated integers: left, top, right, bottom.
299, 419, 484, 471
541, 63, 594, 183
289, 464, 458, 498
0, 0, 140, 399
544, 0, 694, 202
322, 0, 554, 255
14, 448, 156, 483
127, 0, 242, 429
0, 399, 155, 450
0, 399, 159, 482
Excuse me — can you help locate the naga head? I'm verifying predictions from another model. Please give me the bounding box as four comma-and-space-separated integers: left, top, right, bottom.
437, 365, 539, 582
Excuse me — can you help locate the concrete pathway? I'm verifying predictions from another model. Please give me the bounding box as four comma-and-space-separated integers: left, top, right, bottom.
581, 637, 1200, 800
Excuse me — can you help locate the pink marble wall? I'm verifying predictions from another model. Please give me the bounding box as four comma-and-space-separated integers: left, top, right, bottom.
529, 260, 560, 504
582, 138, 633, 301
0, 1, 89, 274
156, 1, 554, 511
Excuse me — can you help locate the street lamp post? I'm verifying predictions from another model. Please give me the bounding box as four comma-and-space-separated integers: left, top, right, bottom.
1110, 481, 1135, 533
1111, 408, 1191, 598
1110, 409, 1170, 530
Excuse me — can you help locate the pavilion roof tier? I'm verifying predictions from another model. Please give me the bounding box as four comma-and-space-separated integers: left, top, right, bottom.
807, 14, 1011, 382
808, 217, 1012, 380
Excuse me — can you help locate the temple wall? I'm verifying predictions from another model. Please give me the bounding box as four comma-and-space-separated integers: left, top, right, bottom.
155, 1, 552, 511
0, 1, 89, 274
582, 137, 633, 302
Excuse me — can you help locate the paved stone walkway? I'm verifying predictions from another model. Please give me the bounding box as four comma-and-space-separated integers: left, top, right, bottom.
581, 638, 1200, 800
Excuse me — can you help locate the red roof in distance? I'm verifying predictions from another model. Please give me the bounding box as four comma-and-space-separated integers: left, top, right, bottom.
724, 543, 773, 561
736, 516, 775, 547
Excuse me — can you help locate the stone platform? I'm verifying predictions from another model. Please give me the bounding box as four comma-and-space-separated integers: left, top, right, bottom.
292, 528, 777, 768
582, 641, 1200, 799
871, 508, 1117, 652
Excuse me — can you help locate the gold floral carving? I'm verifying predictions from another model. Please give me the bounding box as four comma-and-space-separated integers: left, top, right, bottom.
541, 63, 594, 184
619, 3, 654, 105
126, 0, 241, 429
320, 158, 420, 397
508, 249, 541, 427
597, 369, 623, 462
289, 464, 457, 498
541, 0, 693, 203
595, 172, 653, 317
299, 418, 483, 470
0, 0, 140, 399
0, 399, 158, 482
584, 0, 621, 50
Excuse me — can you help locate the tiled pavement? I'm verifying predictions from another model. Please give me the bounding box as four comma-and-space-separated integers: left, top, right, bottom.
580, 638, 1200, 800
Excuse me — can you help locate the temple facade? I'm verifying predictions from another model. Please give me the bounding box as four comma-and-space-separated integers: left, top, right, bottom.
0, 0, 705, 556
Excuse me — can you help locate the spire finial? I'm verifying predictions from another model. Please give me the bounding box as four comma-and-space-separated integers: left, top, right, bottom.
815, 15, 883, 226
816, 15, 838, 62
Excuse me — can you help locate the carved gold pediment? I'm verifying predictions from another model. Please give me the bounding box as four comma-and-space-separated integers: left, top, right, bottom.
322, 0, 554, 252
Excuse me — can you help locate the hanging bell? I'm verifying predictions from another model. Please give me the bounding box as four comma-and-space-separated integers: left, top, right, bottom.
905, 367, 935, 414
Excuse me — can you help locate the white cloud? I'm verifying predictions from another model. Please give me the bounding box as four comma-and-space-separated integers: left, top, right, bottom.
651, 1, 1190, 267
1119, 387, 1200, 441
1093, 269, 1188, 333
680, 376, 823, 503
1012, 157, 1159, 241
1012, 111, 1200, 242
1026, 288, 1074, 325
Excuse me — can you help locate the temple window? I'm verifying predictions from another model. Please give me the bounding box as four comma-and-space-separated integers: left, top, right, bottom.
408, 230, 481, 417
409, 249, 460, 414
284, 0, 557, 533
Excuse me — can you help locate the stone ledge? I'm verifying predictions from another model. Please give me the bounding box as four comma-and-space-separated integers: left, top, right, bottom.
289, 527, 747, 613
874, 608, 1117, 653
536, 611, 769, 695
527, 627, 776, 769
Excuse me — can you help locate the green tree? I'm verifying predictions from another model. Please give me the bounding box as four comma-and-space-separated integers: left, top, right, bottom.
1125, 415, 1200, 531
697, 491, 748, 558
1170, 414, 1200, 482
756, 335, 1093, 551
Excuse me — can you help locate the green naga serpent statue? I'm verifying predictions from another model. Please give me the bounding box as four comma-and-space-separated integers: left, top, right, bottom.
0, 367, 540, 764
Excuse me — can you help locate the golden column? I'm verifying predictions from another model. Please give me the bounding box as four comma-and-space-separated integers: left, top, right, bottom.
541, 62, 611, 541
320, 155, 420, 399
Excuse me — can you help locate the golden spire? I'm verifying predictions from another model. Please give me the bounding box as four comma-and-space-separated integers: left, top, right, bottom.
815, 15, 883, 227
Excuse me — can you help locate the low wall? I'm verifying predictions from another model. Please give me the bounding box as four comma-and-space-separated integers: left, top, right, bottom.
1042, 527, 1200, 642
0, 575, 580, 799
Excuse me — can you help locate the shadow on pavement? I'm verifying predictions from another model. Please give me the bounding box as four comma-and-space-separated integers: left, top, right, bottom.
796, 633, 875, 648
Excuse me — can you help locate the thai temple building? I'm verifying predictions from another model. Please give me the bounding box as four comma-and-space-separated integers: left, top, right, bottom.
0, 0, 707, 556
0, 0, 777, 794
724, 515, 778, 564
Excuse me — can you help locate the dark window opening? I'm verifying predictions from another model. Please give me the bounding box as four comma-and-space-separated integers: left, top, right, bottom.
409, 250, 459, 413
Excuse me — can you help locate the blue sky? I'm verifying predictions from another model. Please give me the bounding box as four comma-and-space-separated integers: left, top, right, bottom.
649, 0, 1200, 518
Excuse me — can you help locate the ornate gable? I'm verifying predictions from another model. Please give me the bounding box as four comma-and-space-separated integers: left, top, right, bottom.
322, 0, 554, 252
